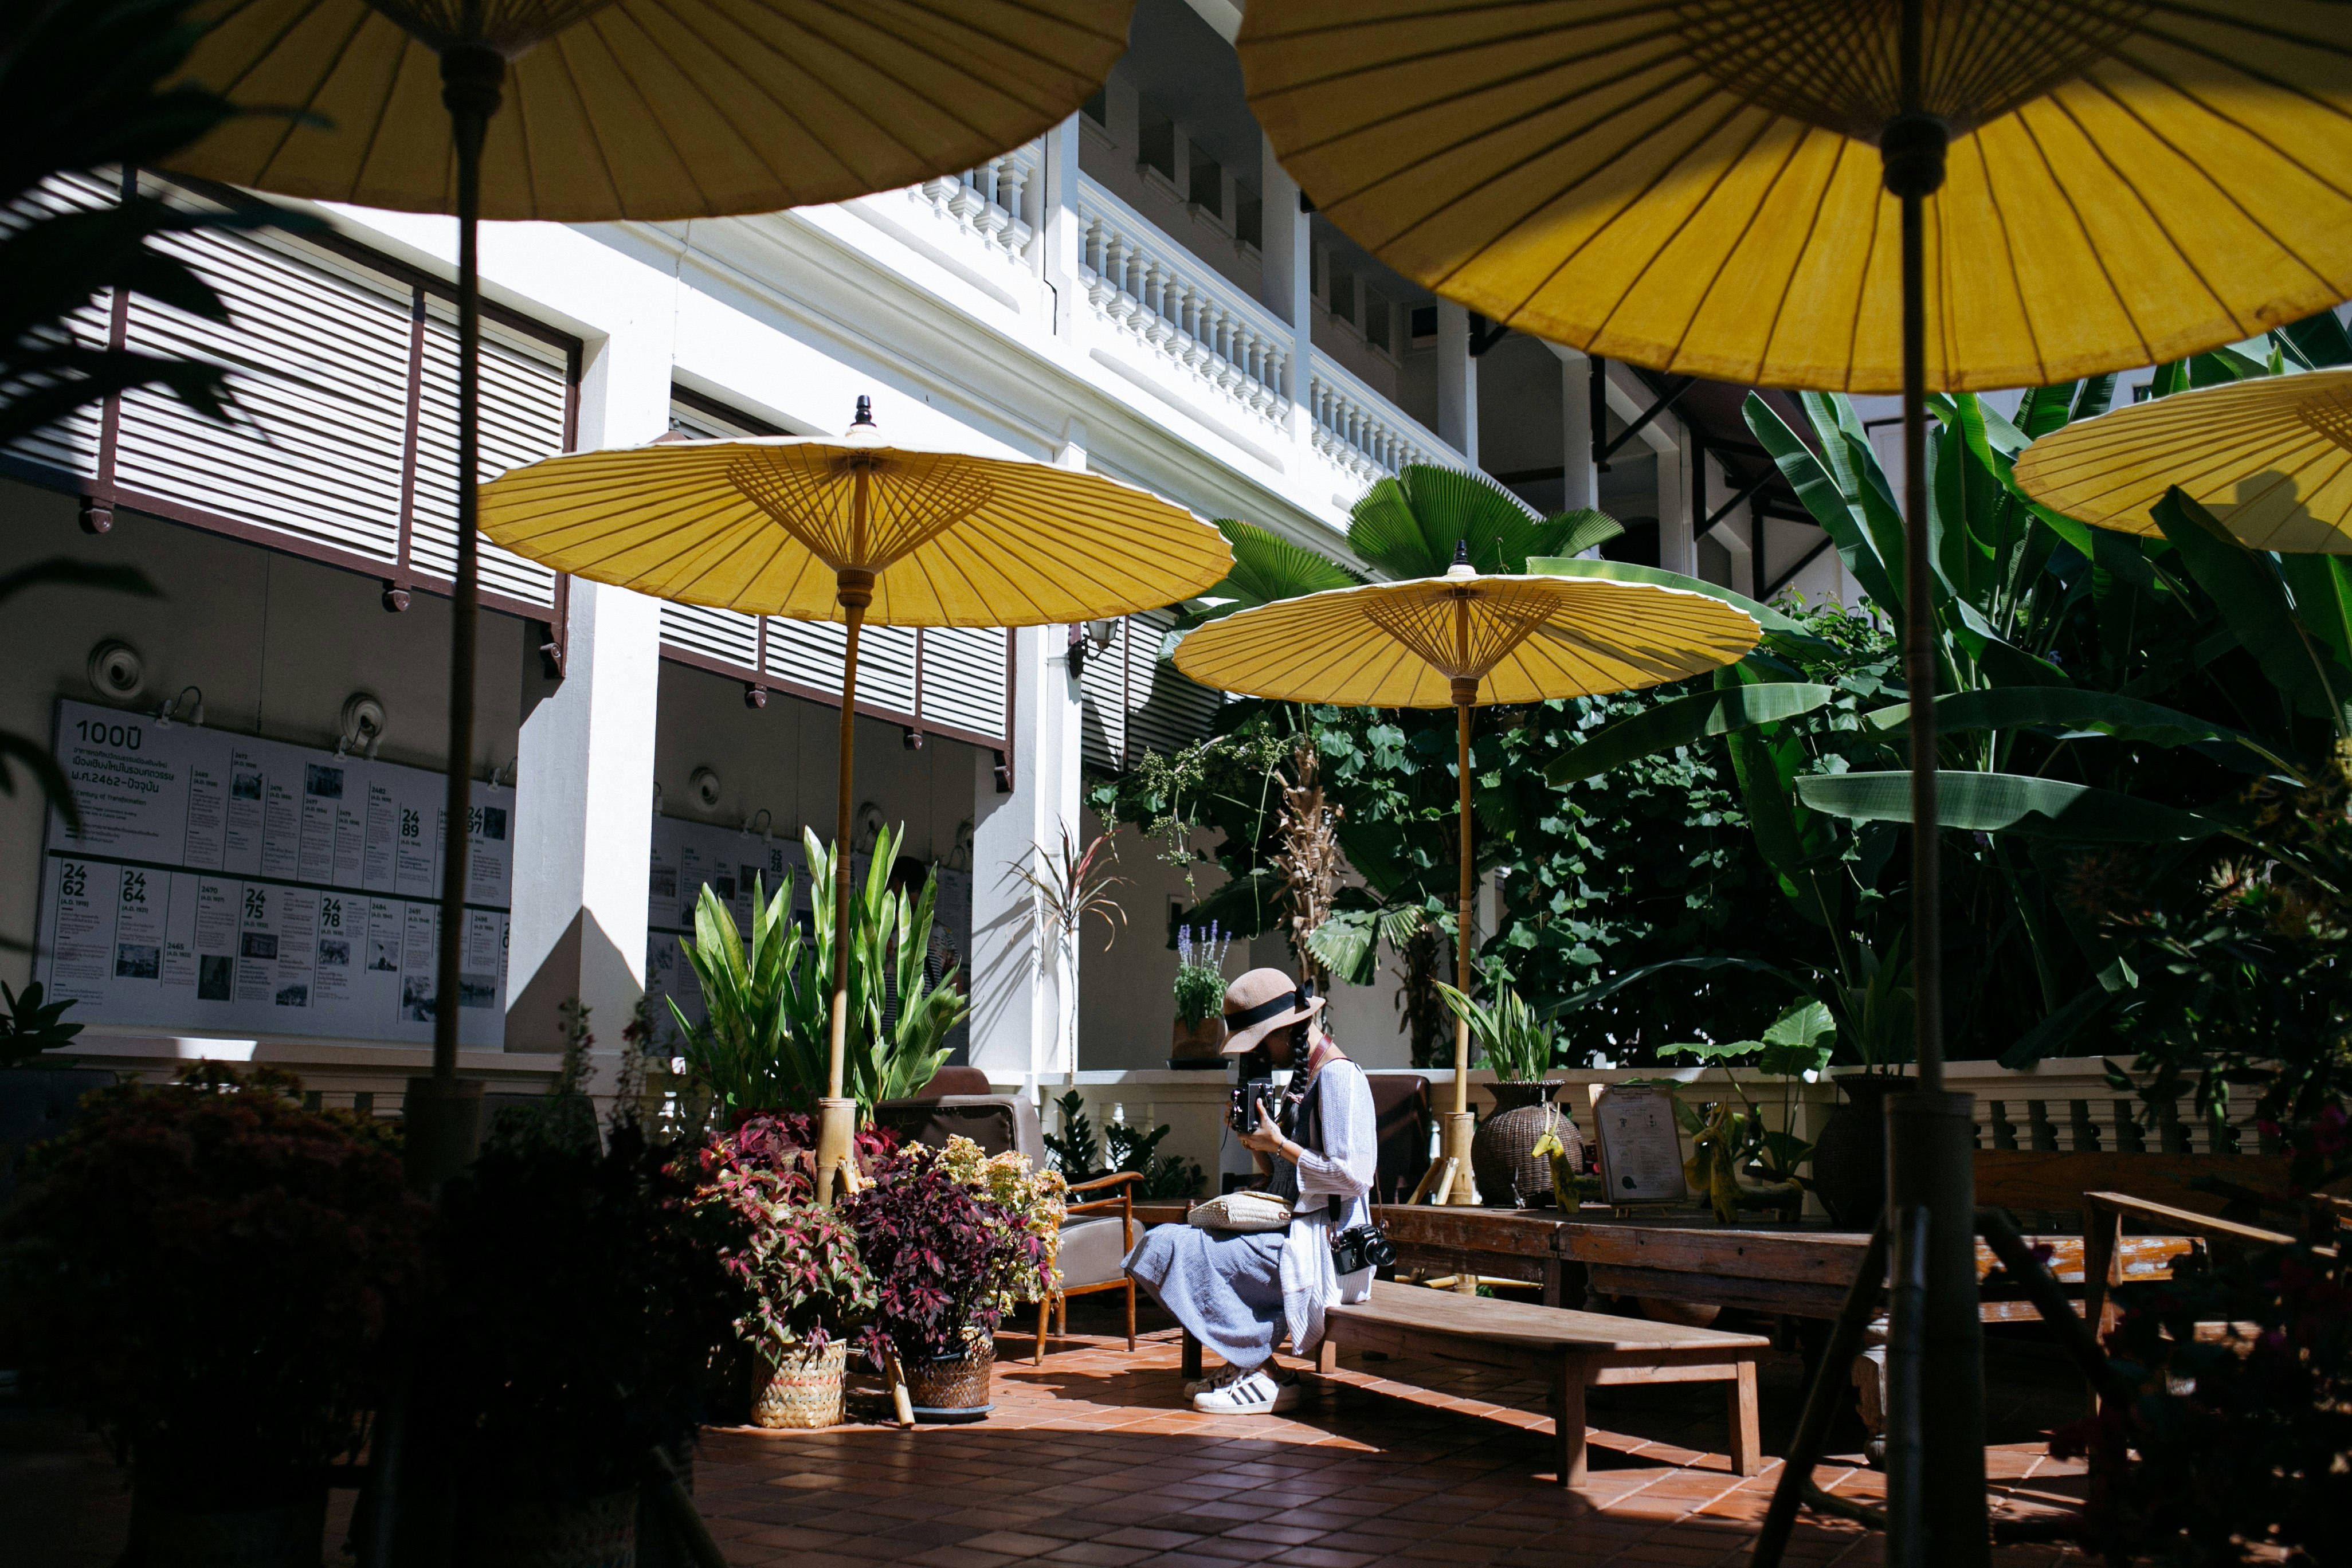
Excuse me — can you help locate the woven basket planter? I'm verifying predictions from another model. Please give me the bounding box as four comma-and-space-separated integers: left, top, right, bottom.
1472, 1083, 1577, 1208
752, 1339, 847, 1430
906, 1337, 995, 1422
458, 1487, 638, 1568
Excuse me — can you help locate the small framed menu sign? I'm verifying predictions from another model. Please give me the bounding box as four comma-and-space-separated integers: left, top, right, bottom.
1592, 1085, 1689, 1207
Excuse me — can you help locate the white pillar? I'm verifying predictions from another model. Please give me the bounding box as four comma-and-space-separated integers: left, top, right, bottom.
1437, 299, 1478, 467
966, 622, 1083, 1097
1659, 436, 1698, 577
1260, 133, 1313, 463
504, 278, 672, 1053
1040, 113, 1081, 337
1555, 347, 1597, 512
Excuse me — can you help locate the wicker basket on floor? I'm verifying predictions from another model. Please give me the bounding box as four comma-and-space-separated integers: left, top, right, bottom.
905, 1338, 995, 1421
752, 1339, 847, 1429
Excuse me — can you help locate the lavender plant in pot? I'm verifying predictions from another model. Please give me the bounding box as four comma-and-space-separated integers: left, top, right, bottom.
1169, 922, 1230, 1067
1437, 978, 1578, 1208
692, 1117, 876, 1430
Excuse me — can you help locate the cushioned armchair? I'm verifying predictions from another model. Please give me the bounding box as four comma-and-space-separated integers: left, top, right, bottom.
871, 1084, 1142, 1365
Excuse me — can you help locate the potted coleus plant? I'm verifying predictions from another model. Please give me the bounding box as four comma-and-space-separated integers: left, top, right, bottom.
0, 1065, 426, 1568
692, 1117, 876, 1430
1437, 978, 1575, 1207
841, 1138, 1052, 1422
1169, 922, 1230, 1067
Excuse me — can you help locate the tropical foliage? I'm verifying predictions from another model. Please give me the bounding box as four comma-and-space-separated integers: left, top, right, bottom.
1434, 975, 1560, 1081
671, 825, 966, 1119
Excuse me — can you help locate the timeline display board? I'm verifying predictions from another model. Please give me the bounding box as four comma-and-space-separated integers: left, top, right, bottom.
35, 699, 515, 1046
644, 817, 973, 1061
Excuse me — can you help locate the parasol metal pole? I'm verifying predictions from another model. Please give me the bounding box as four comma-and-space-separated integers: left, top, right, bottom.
406, 41, 505, 1194
1439, 671, 1480, 1204
816, 562, 876, 1205
1882, 0, 1986, 1560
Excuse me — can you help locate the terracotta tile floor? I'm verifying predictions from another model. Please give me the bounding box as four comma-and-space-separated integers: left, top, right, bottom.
0, 1297, 2091, 1566
689, 1298, 2091, 1568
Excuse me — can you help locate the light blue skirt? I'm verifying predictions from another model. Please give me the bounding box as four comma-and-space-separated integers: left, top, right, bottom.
1126, 1223, 1287, 1368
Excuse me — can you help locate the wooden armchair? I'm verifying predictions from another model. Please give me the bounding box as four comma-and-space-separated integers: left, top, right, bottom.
1033, 1170, 1145, 1364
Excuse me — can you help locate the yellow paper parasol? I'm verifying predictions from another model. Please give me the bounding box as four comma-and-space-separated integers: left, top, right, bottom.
1237, 1, 2352, 394
157, 0, 1134, 1179
2013, 370, 2352, 554
481, 402, 1233, 1193
1173, 551, 1759, 1204
1237, 2, 2352, 1548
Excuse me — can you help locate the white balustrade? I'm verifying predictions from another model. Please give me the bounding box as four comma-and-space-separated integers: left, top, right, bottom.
909, 140, 1040, 264
1308, 350, 1451, 484
1075, 176, 1289, 423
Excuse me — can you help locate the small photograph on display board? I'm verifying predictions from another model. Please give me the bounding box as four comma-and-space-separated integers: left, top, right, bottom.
1591, 1084, 1691, 1207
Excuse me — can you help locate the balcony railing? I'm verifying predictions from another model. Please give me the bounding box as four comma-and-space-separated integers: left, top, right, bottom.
1309, 349, 1452, 485
907, 139, 1042, 266
1075, 174, 1289, 425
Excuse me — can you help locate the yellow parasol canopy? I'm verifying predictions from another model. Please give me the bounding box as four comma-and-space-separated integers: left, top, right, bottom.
484, 405, 1230, 1198
2013, 370, 2352, 554
476, 422, 1233, 624
1170, 567, 1760, 708
1176, 560, 1758, 1204
167, 0, 1135, 222
1237, 0, 2352, 393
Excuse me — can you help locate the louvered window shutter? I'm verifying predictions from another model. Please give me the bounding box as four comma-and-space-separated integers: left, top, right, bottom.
1079, 610, 1221, 775
5, 172, 579, 622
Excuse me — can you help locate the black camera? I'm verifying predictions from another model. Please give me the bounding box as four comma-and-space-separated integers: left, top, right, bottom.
1227, 1076, 1275, 1134
1330, 1224, 1395, 1274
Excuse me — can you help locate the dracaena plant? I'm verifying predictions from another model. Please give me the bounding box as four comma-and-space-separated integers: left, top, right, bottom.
1434, 975, 1559, 1082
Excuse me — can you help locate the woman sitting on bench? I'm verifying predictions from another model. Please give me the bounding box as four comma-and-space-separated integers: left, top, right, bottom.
1126, 967, 1377, 1415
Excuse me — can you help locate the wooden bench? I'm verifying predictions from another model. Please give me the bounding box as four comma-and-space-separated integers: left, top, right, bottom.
1313, 1280, 1769, 1485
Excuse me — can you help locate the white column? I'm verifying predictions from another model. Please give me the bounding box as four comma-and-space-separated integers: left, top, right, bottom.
966, 622, 1083, 1097
1555, 346, 1597, 511
503, 285, 672, 1053
1259, 133, 1313, 462
1659, 434, 1697, 577
1437, 299, 1478, 467
1040, 113, 1081, 336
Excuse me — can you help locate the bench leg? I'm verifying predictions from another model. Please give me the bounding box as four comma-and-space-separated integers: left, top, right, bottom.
1181, 1330, 1202, 1381
1554, 1362, 1588, 1488
1316, 1338, 1338, 1375
1727, 1360, 1762, 1477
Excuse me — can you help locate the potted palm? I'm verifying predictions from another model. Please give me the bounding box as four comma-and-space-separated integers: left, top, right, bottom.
0, 1065, 426, 1568
692, 1117, 876, 1429
1169, 922, 1230, 1067
1437, 979, 1578, 1208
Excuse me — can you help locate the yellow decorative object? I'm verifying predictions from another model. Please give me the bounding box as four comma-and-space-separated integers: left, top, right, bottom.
2014, 370, 2352, 554
166, 0, 1135, 222
476, 426, 1230, 625
1169, 571, 1758, 708
1236, 0, 2352, 393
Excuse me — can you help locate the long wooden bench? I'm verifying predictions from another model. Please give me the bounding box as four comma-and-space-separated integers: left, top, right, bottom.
1312, 1280, 1769, 1485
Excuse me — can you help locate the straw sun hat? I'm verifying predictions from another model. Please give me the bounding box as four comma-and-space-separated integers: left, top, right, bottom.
1221, 968, 1327, 1056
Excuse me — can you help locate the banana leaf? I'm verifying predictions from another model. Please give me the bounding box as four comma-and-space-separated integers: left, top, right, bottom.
1796, 770, 2220, 842
1862, 687, 2283, 768
2153, 489, 2352, 726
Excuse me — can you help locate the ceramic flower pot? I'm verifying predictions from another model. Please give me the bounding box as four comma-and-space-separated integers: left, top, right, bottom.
905, 1337, 995, 1422
127, 1488, 328, 1568
1169, 1015, 1228, 1068
752, 1339, 846, 1430
1472, 1082, 1577, 1208
1809, 1073, 1906, 1229
458, 1487, 639, 1568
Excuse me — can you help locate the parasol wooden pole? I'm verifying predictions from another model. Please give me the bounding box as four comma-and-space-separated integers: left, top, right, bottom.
814, 468, 876, 1202
406, 42, 505, 1195
1436, 648, 1481, 1204
1880, 0, 1986, 1559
